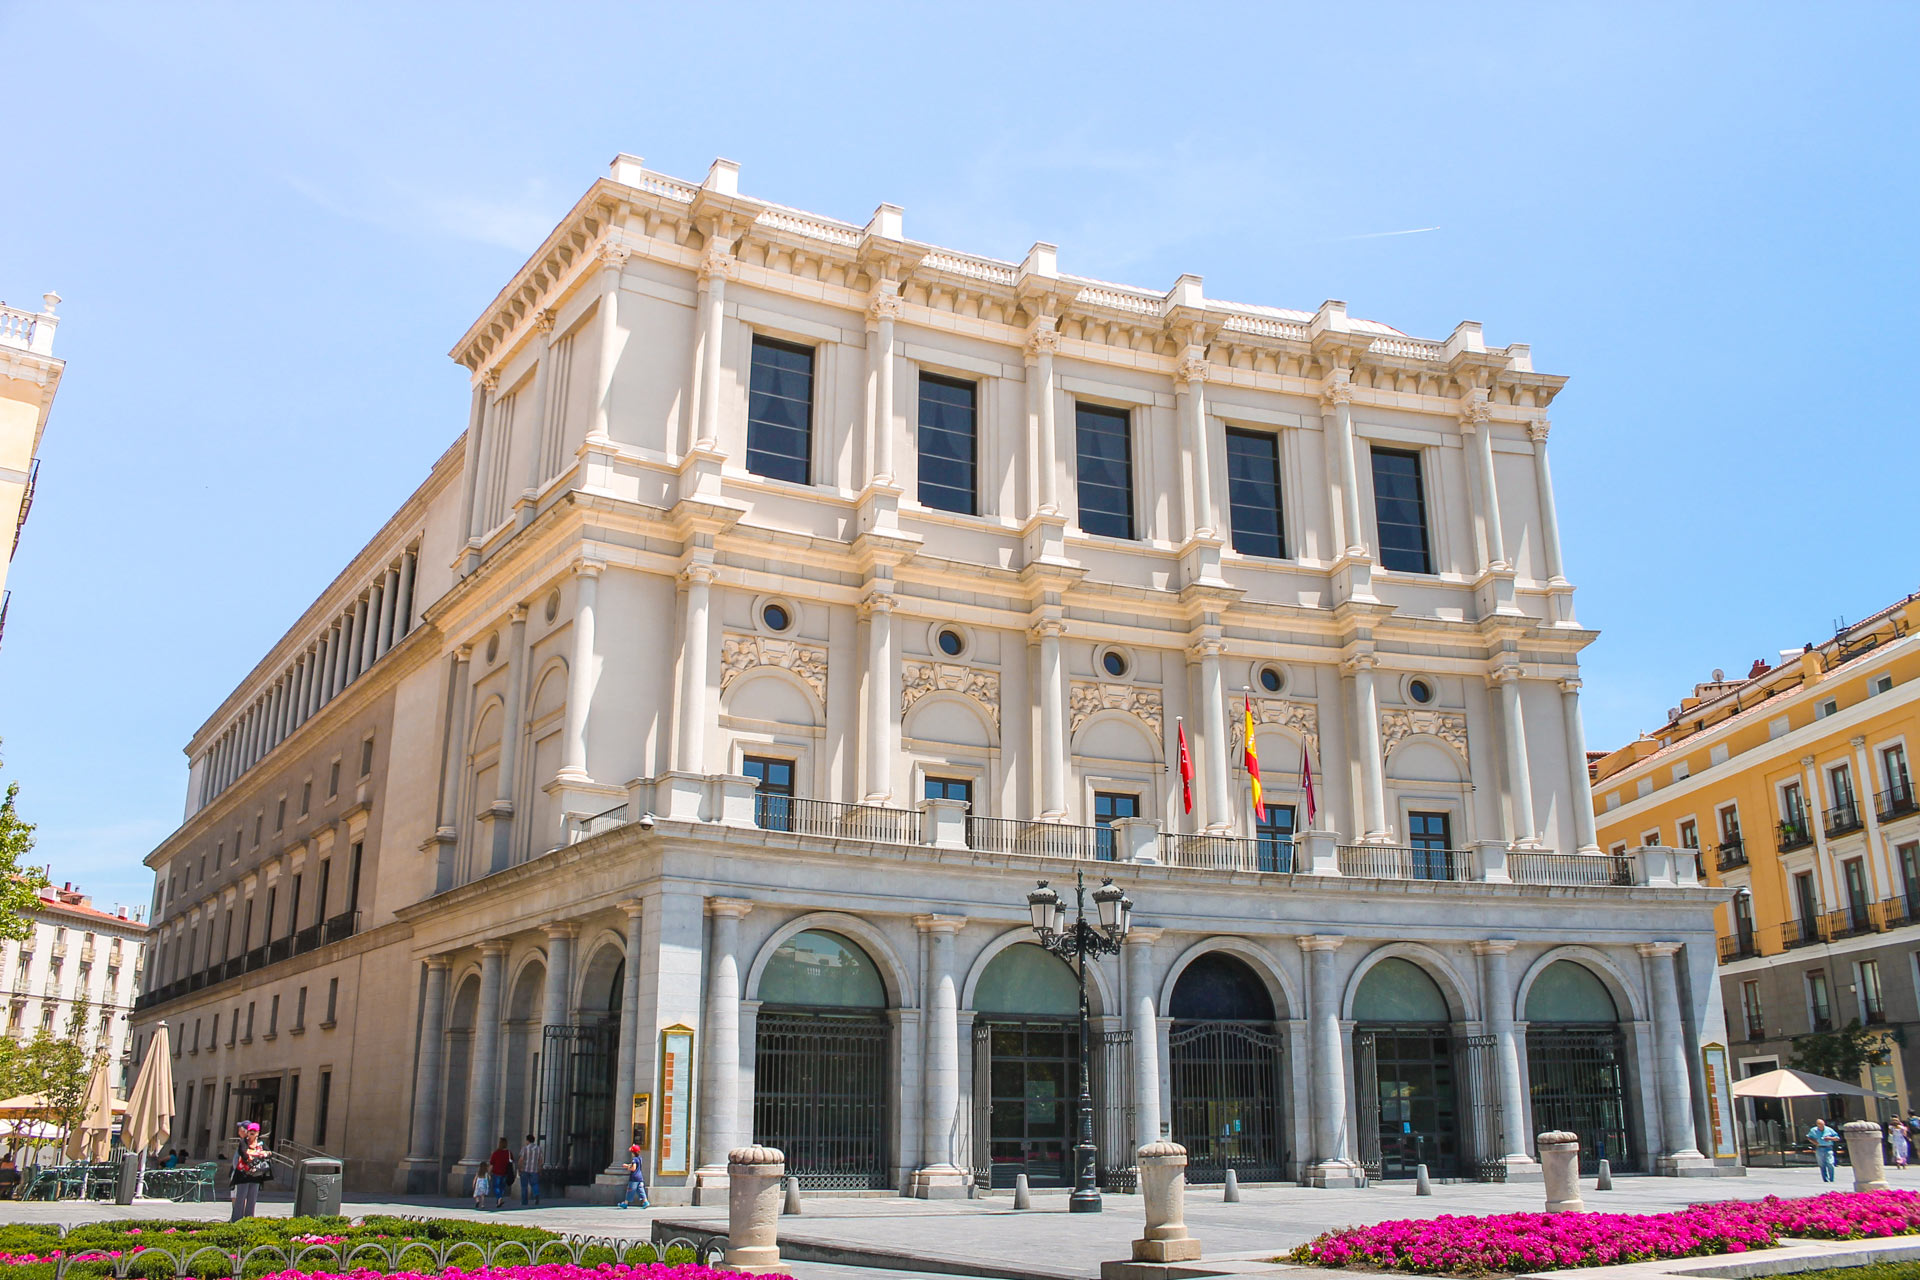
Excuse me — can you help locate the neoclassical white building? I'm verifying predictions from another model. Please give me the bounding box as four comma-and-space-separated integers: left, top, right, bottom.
132, 153, 1732, 1199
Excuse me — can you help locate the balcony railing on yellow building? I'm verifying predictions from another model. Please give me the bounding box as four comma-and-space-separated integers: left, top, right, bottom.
1880, 780, 1918, 824
1719, 889, 1920, 963
1825, 800, 1865, 839
1774, 819, 1814, 853
1715, 836, 1748, 871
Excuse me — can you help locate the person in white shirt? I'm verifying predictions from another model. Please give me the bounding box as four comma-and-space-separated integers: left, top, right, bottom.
519, 1134, 544, 1206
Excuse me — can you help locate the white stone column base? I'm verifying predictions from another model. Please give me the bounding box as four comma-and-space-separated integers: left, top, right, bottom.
1656, 1151, 1721, 1177
691, 1165, 731, 1205
908, 1164, 972, 1199
1306, 1158, 1366, 1189
394, 1157, 442, 1196
1497, 1153, 1544, 1182
447, 1159, 484, 1197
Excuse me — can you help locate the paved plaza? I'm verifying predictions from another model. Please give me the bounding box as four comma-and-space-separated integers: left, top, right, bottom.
0, 1167, 1867, 1280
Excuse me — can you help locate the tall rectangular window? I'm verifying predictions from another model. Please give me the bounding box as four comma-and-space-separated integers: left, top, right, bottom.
1255, 803, 1296, 874
285, 1074, 300, 1145
1741, 980, 1764, 1040
325, 977, 339, 1024
1093, 791, 1140, 862
1807, 969, 1833, 1032
746, 336, 815, 485
1408, 810, 1455, 880
1861, 960, 1886, 1023
1074, 403, 1135, 539
314, 1070, 332, 1146
1370, 447, 1432, 573
744, 756, 795, 832
923, 776, 973, 807
917, 374, 977, 515
1225, 428, 1285, 558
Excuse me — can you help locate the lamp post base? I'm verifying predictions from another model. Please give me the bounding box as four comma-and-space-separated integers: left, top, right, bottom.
1071, 1138, 1103, 1212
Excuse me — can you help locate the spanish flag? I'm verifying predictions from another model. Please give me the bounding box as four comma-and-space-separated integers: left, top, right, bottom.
1243, 693, 1265, 822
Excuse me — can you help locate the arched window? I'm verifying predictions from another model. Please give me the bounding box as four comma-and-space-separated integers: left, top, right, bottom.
1354, 957, 1450, 1023
1170, 953, 1275, 1021
1525, 961, 1618, 1023
759, 930, 886, 1008
975, 943, 1078, 1017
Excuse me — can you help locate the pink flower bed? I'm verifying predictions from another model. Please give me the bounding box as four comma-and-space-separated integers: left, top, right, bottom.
1290, 1190, 1920, 1274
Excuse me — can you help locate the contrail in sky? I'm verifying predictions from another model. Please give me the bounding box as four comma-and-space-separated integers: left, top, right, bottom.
1338, 226, 1442, 240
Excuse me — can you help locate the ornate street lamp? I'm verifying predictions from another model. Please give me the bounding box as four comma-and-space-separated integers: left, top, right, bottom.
1026, 869, 1132, 1212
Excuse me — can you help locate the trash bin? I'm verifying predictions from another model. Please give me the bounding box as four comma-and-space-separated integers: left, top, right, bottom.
116, 1153, 140, 1205
294, 1157, 343, 1217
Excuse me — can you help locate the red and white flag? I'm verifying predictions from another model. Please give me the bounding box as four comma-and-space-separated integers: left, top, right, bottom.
1300, 742, 1318, 830
1175, 718, 1194, 815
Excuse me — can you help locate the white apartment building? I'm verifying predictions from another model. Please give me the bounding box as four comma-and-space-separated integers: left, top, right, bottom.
133, 153, 1730, 1200
4, 882, 148, 1087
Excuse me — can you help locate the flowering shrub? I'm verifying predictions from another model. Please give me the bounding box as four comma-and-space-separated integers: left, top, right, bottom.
1290, 1190, 1920, 1274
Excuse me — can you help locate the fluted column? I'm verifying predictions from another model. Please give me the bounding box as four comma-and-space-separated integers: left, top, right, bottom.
404, 956, 451, 1164
1028, 322, 1060, 513
1300, 935, 1360, 1184
1195, 639, 1231, 832
1530, 419, 1567, 586
1494, 666, 1537, 846
310, 640, 329, 716
694, 898, 752, 1201
291, 656, 310, 729
1176, 346, 1214, 539
377, 567, 401, 657
1127, 929, 1163, 1151
591, 242, 629, 446
691, 247, 728, 450
1036, 619, 1068, 820
1326, 378, 1365, 558
460, 942, 508, 1167
1640, 942, 1703, 1162
868, 286, 900, 484
556, 563, 601, 785
490, 605, 530, 872
348, 597, 370, 682
1345, 656, 1389, 841
913, 914, 969, 1197
1561, 679, 1601, 853
604, 899, 644, 1177
862, 591, 894, 803
437, 647, 472, 843
522, 311, 555, 504
395, 550, 417, 642
1475, 941, 1534, 1167
1462, 400, 1508, 571
673, 564, 715, 773
365, 583, 386, 667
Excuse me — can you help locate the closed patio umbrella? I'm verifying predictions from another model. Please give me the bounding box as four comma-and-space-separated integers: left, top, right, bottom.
122, 1023, 174, 1156
63, 1055, 116, 1163
1731, 1067, 1887, 1099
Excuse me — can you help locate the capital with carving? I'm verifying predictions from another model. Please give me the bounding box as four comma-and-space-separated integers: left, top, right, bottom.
1528, 417, 1551, 444
1489, 665, 1522, 687
599, 239, 632, 269
868, 284, 904, 324
1177, 345, 1210, 385
680, 562, 718, 589
859, 589, 894, 619
1296, 934, 1346, 953
913, 913, 967, 935
481, 367, 501, 393
510, 603, 530, 625
706, 897, 755, 920
1340, 653, 1378, 676
1031, 618, 1068, 642
543, 921, 580, 940
1471, 939, 1518, 956
1459, 387, 1491, 427
1026, 319, 1061, 359
533, 308, 556, 336
1558, 677, 1583, 694
1187, 636, 1228, 661
1851, 735, 1867, 749
1801, 754, 1816, 768
1320, 367, 1354, 409
697, 248, 733, 284
1635, 941, 1681, 958
455, 642, 474, 661
575, 558, 605, 582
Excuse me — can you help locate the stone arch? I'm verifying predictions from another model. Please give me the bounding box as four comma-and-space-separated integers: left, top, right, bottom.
529, 657, 569, 722
961, 927, 1114, 1017
573, 931, 628, 1016
502, 953, 549, 1144
1341, 942, 1477, 1023
903, 691, 998, 751
722, 667, 823, 728
507, 950, 547, 1020
1384, 734, 1468, 784
745, 912, 912, 1009
1157, 936, 1298, 1020
441, 971, 482, 1173
1514, 945, 1646, 1023
468, 696, 505, 754
1072, 710, 1160, 764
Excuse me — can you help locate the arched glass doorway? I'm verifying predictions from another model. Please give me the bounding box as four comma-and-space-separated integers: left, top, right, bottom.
1354, 957, 1473, 1180
972, 942, 1082, 1189
1169, 953, 1287, 1183
753, 929, 890, 1189
538, 953, 620, 1191
1525, 960, 1634, 1172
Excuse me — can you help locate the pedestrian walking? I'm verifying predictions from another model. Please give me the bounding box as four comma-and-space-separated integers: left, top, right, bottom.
229, 1124, 272, 1221
1892, 1122, 1910, 1169
615, 1144, 649, 1209
1808, 1117, 1841, 1183
472, 1167, 488, 1209
489, 1139, 513, 1210
519, 1133, 544, 1206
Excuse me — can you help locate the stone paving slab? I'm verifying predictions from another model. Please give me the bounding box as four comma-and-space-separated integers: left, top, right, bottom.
0, 1167, 1888, 1280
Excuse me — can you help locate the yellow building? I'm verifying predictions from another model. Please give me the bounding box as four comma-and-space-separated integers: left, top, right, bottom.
0, 292, 61, 641
1593, 592, 1920, 1139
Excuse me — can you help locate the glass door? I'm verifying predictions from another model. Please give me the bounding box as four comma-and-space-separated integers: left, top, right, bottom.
986, 1020, 1077, 1187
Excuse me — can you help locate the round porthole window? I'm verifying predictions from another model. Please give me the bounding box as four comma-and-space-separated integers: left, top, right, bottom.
1257, 665, 1285, 694
937, 628, 966, 658
1101, 648, 1129, 679
762, 602, 792, 633
484, 632, 500, 665
545, 590, 561, 624
1407, 677, 1435, 705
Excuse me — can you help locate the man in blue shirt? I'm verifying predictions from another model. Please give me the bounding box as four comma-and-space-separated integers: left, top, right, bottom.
1807, 1118, 1841, 1183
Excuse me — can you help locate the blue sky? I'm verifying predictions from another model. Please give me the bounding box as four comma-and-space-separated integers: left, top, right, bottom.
1, 4, 1913, 909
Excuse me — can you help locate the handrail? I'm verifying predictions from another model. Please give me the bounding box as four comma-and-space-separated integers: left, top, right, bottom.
754, 794, 919, 843
1825, 801, 1864, 838
1879, 780, 1917, 823
1162, 833, 1294, 874
1336, 844, 1472, 882
966, 816, 1108, 861
1508, 851, 1634, 887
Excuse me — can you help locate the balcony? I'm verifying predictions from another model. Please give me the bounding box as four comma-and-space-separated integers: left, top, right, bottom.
1826, 800, 1864, 839
1715, 836, 1748, 871
1782, 917, 1826, 950
754, 794, 920, 845
1821, 904, 1877, 941
1337, 844, 1472, 882
1880, 779, 1918, 824
1510, 851, 1635, 887
1162, 833, 1294, 874
966, 816, 1109, 861
1775, 820, 1814, 853
1718, 932, 1760, 963
323, 911, 360, 945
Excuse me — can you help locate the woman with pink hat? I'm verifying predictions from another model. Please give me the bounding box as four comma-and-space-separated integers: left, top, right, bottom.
230, 1124, 273, 1221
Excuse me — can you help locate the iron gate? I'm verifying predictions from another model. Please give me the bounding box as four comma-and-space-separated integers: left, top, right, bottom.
1169, 1020, 1288, 1183
754, 1009, 890, 1189
1453, 1033, 1507, 1183
1527, 1026, 1634, 1173
970, 1022, 992, 1189
1092, 1027, 1136, 1192
537, 1021, 616, 1190
1356, 1031, 1381, 1179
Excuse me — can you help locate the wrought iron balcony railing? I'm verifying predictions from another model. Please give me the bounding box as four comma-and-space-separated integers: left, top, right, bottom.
1715, 837, 1748, 870
1880, 779, 1918, 824
1826, 800, 1864, 839
1162, 833, 1294, 874
1337, 844, 1473, 882
1775, 820, 1814, 853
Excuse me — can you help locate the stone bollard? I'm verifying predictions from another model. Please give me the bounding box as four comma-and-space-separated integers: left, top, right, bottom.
1102, 1141, 1201, 1280
1014, 1171, 1031, 1209
723, 1145, 790, 1274
783, 1174, 801, 1215
1538, 1131, 1585, 1214
1223, 1168, 1240, 1202
1415, 1164, 1432, 1196
1596, 1159, 1612, 1191
1846, 1121, 1892, 1191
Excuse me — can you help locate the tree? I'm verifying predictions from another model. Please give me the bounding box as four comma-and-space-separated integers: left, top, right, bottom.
0, 740, 49, 944
1790, 1018, 1893, 1082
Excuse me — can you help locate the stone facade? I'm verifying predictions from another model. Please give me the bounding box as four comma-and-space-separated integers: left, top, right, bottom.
133, 153, 1728, 1196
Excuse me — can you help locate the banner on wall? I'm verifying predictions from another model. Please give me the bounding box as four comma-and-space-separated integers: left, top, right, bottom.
658, 1025, 695, 1177
1701, 1043, 1735, 1158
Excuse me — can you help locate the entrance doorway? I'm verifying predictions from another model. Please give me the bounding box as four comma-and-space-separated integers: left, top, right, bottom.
980, 1019, 1076, 1187
752, 930, 890, 1189
238, 1076, 281, 1144
1525, 960, 1634, 1172
1168, 952, 1287, 1183
1353, 956, 1495, 1180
